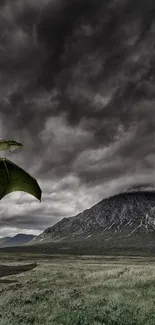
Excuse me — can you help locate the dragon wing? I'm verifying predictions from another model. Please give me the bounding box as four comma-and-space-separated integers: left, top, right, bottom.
0, 158, 41, 201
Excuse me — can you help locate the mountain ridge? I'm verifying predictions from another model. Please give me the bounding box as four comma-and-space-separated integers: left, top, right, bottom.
0, 234, 36, 248
29, 190, 155, 253
0, 237, 11, 247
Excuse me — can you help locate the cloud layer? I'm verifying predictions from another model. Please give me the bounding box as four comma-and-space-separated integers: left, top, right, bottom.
0, 0, 155, 237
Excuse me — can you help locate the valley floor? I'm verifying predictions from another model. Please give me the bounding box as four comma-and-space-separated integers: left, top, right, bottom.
0, 254, 155, 325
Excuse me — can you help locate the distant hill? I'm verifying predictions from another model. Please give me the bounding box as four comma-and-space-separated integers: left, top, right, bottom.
28, 190, 155, 255
0, 237, 11, 247
0, 234, 36, 247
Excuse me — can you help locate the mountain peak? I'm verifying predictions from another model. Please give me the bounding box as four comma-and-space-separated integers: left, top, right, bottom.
0, 234, 36, 248
29, 190, 155, 253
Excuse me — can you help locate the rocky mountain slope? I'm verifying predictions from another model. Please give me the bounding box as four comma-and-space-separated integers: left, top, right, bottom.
29, 191, 155, 255
0, 234, 36, 247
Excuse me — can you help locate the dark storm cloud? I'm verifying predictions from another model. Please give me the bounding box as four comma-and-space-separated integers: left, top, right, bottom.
35, 0, 155, 125
1, 0, 154, 137
1, 0, 154, 136
0, 0, 155, 236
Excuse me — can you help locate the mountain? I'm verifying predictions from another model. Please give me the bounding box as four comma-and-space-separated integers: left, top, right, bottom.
0, 237, 11, 247
0, 234, 36, 248
28, 190, 155, 255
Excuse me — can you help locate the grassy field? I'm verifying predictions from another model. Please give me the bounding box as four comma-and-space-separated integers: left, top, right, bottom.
0, 255, 155, 324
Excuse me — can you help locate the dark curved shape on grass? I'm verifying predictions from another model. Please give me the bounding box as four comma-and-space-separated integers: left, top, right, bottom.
0, 262, 37, 277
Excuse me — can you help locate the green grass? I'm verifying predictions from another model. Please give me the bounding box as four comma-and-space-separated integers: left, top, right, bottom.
0, 256, 155, 324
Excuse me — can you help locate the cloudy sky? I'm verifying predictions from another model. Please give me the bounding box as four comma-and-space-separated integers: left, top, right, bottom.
0, 0, 155, 238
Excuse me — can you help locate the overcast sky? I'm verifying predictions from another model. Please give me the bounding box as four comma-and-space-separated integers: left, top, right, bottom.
0, 0, 155, 238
